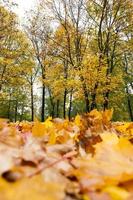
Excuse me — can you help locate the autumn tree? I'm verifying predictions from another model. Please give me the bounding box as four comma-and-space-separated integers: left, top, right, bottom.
86, 0, 133, 110
0, 4, 35, 121
42, 0, 92, 113
25, 5, 52, 122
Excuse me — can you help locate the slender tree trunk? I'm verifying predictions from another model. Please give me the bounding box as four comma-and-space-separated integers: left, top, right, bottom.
63, 89, 67, 118
124, 55, 133, 121
51, 104, 55, 118
8, 92, 12, 120
126, 87, 133, 121
41, 84, 45, 122
0, 65, 6, 92
90, 95, 97, 110
80, 76, 90, 112
68, 89, 73, 120
90, 54, 103, 110
14, 100, 18, 122
8, 101, 11, 120
103, 91, 109, 110
31, 82, 34, 121
84, 90, 90, 112
56, 100, 60, 118
90, 86, 98, 110
48, 88, 55, 118
20, 104, 24, 121
50, 100, 55, 118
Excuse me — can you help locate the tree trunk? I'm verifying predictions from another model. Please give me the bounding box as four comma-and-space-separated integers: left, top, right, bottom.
63, 89, 67, 118
0, 65, 6, 92
126, 87, 133, 121
48, 88, 55, 118
41, 84, 45, 122
20, 104, 24, 121
56, 100, 60, 118
84, 90, 90, 112
14, 100, 18, 122
8, 92, 12, 120
68, 89, 73, 120
103, 91, 109, 110
31, 82, 34, 121
80, 76, 90, 112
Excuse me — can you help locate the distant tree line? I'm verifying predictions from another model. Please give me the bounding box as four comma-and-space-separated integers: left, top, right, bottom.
0, 0, 133, 121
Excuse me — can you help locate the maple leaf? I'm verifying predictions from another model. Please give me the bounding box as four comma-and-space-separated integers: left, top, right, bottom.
115, 123, 133, 139
0, 175, 65, 200
71, 133, 133, 191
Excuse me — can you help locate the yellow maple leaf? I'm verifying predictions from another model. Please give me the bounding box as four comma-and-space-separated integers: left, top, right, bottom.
32, 117, 53, 137
102, 109, 113, 124
115, 123, 133, 138
74, 114, 82, 127
32, 120, 46, 137
89, 109, 103, 120
0, 175, 65, 200
103, 186, 130, 200
72, 133, 133, 190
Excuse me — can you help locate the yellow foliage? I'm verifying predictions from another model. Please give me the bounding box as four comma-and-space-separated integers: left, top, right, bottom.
74, 114, 83, 127
32, 117, 53, 137
115, 123, 133, 138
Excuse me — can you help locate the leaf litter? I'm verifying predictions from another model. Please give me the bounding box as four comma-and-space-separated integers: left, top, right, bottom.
0, 110, 133, 200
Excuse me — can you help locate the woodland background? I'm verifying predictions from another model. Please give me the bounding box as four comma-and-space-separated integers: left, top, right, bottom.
0, 0, 133, 122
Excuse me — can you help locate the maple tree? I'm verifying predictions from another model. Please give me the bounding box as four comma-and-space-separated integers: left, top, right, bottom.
0, 1, 133, 198
0, 0, 133, 121
0, 3, 35, 121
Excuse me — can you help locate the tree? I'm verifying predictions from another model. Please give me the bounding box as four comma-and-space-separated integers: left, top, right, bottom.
25, 6, 52, 121
86, 0, 133, 110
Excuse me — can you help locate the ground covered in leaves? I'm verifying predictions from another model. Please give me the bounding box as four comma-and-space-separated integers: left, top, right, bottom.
0, 110, 133, 200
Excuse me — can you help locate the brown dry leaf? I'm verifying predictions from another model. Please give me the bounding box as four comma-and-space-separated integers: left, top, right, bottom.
21, 137, 46, 164
0, 143, 21, 175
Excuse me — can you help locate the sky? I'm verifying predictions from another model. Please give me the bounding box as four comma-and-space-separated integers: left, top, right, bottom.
14, 0, 36, 20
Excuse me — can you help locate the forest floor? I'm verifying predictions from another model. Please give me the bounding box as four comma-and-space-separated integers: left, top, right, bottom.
0, 109, 133, 200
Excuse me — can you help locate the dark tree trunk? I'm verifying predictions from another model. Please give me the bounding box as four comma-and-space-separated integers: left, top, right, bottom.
0, 65, 6, 92
8, 92, 12, 120
8, 101, 11, 120
56, 100, 60, 118
103, 91, 109, 110
90, 54, 103, 110
90, 88, 98, 110
124, 55, 133, 121
14, 100, 18, 122
50, 100, 55, 118
84, 90, 90, 112
31, 83, 34, 121
63, 89, 67, 118
51, 104, 55, 118
20, 104, 24, 121
126, 87, 133, 121
68, 89, 73, 120
80, 75, 90, 112
48, 88, 55, 118
90, 95, 97, 110
41, 84, 45, 122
